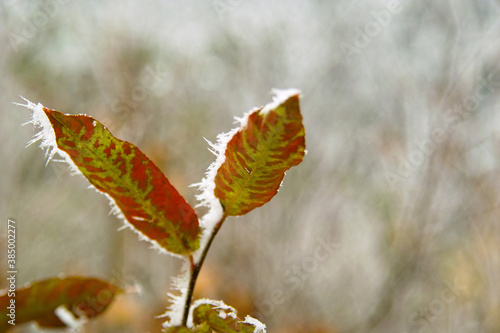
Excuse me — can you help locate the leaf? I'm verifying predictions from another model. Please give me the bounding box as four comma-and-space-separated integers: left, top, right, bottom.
214, 90, 305, 216
24, 101, 200, 255
0, 277, 122, 331
192, 300, 266, 333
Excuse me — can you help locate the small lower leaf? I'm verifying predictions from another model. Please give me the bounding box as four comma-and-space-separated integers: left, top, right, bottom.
0, 277, 122, 331
192, 299, 266, 333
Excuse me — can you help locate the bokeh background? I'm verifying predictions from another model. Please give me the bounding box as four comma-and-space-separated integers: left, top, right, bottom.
2, 0, 500, 332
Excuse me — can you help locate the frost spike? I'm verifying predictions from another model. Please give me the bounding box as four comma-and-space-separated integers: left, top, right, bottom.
0, 277, 122, 331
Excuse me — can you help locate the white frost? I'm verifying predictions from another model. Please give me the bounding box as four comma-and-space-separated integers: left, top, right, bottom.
260, 88, 301, 115
54, 305, 85, 332
244, 315, 267, 333
189, 129, 235, 264
159, 260, 191, 328
18, 97, 80, 171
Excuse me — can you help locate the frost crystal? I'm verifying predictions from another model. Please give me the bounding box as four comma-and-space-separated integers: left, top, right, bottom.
159, 261, 191, 328
18, 98, 78, 170
260, 88, 301, 115
54, 305, 85, 332
244, 316, 267, 333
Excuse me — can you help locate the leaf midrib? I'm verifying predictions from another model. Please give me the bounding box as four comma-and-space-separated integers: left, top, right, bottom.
224, 113, 283, 214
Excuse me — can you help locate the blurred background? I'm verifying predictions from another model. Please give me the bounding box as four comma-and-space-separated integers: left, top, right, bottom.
1, 0, 500, 332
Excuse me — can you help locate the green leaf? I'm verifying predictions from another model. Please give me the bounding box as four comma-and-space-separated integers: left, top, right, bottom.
192, 301, 266, 333
214, 90, 305, 216
0, 277, 122, 331
30, 104, 200, 255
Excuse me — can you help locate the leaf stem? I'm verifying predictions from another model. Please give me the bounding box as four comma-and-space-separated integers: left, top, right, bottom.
181, 213, 228, 326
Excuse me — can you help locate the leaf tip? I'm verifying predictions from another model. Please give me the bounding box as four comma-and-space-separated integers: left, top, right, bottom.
243, 316, 267, 333
17, 98, 60, 163
260, 88, 301, 115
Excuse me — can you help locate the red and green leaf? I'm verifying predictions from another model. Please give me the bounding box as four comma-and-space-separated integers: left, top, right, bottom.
0, 277, 122, 331
214, 91, 305, 216
192, 302, 264, 333
37, 106, 200, 255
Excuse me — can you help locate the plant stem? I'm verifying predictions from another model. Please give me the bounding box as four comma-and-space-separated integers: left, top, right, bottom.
181, 213, 228, 326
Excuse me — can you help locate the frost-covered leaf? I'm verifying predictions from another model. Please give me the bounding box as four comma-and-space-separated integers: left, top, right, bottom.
0, 277, 122, 331
21, 100, 200, 255
213, 89, 305, 216
192, 299, 266, 333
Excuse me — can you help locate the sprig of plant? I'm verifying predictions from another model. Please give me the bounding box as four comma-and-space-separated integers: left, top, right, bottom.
0, 89, 305, 332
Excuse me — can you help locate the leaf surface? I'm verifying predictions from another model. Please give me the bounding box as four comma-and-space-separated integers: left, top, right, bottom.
0, 277, 122, 331
214, 91, 305, 216
40, 107, 200, 255
164, 325, 211, 333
